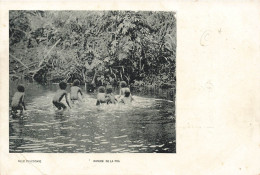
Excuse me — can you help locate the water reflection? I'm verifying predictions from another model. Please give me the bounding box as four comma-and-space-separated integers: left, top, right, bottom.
9, 83, 175, 153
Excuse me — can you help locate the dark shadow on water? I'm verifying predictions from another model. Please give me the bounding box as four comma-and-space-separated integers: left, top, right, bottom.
54, 111, 69, 136
9, 115, 26, 153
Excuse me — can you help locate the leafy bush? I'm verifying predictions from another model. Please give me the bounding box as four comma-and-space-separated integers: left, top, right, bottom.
9, 11, 176, 87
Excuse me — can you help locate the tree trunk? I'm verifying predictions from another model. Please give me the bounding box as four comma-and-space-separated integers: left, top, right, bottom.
91, 69, 97, 87
82, 69, 87, 91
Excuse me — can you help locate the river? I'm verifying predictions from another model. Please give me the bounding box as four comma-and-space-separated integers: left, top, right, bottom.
9, 81, 176, 153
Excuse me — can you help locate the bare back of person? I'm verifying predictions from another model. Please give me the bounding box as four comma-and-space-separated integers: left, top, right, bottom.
120, 87, 130, 96
53, 90, 68, 110
97, 93, 106, 102
96, 93, 106, 105
53, 89, 67, 102
70, 86, 82, 101
119, 87, 133, 100
11, 92, 25, 112
11, 92, 24, 107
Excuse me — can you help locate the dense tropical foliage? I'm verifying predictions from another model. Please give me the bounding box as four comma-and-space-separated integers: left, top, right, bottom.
9, 11, 176, 89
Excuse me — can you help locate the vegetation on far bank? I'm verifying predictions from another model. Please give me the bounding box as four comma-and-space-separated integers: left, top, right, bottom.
9, 11, 176, 89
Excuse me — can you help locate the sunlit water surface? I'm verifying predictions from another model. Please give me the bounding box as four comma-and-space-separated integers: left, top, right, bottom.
9, 83, 175, 153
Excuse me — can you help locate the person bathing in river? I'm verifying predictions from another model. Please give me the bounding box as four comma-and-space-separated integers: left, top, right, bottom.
70, 79, 83, 103
106, 85, 117, 104
53, 82, 71, 110
11, 85, 26, 115
118, 81, 133, 101
96, 86, 107, 106
120, 88, 133, 104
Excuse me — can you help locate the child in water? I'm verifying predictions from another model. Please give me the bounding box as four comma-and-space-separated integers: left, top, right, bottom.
53, 82, 71, 110
120, 88, 133, 104
119, 81, 133, 100
70, 79, 83, 103
106, 85, 117, 104
11, 85, 26, 114
96, 86, 106, 106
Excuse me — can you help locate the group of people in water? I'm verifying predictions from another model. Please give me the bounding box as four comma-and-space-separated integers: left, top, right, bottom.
11, 80, 134, 115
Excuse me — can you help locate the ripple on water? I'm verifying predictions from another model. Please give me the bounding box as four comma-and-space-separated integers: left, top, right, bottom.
113, 135, 128, 139
94, 136, 104, 139
80, 139, 91, 143
128, 144, 143, 148
111, 148, 125, 152
9, 88, 175, 153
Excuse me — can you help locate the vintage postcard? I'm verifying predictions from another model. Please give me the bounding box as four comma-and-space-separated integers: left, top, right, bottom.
1, 0, 260, 175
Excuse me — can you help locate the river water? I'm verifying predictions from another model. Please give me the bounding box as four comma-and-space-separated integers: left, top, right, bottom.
9, 82, 175, 153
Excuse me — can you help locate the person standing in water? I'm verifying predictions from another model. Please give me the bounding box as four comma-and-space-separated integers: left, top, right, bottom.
120, 88, 133, 104
11, 84, 26, 115
106, 85, 117, 104
53, 82, 71, 110
70, 79, 83, 103
118, 81, 133, 101
96, 86, 107, 106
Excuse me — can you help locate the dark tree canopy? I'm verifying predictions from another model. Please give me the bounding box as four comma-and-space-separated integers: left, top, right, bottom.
9, 10, 176, 88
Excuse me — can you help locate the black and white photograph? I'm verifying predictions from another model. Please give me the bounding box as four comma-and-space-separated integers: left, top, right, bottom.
9, 10, 176, 153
